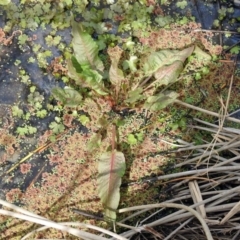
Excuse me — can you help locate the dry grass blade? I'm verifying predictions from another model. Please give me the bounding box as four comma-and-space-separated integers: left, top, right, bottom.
0, 209, 109, 240
143, 226, 164, 239
189, 180, 206, 218
118, 203, 214, 240
220, 201, 240, 225
0, 199, 127, 240
174, 99, 240, 124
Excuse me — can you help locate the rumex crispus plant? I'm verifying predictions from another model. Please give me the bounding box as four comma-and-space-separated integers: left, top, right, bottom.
52, 18, 211, 222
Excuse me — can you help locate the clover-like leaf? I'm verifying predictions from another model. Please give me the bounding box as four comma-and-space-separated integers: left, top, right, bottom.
27, 126, 37, 134
12, 106, 24, 118
127, 134, 138, 145
49, 122, 65, 134
16, 127, 29, 136
36, 109, 48, 118
18, 34, 29, 45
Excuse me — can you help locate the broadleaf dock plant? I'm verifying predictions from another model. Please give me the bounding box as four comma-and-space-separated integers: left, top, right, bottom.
97, 125, 126, 222
52, 18, 202, 222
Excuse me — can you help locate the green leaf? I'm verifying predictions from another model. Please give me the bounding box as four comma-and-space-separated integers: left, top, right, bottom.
67, 58, 83, 80
45, 35, 61, 47
0, 0, 10, 5
97, 150, 126, 221
143, 91, 179, 111
36, 109, 48, 118
69, 57, 108, 96
143, 46, 194, 77
125, 56, 138, 72
18, 34, 29, 45
65, 0, 72, 6
87, 133, 102, 151
49, 122, 65, 134
12, 106, 24, 118
193, 46, 212, 61
143, 46, 194, 94
34, 102, 42, 110
152, 62, 183, 86
16, 125, 37, 135
72, 20, 104, 72
78, 115, 90, 126
16, 127, 28, 136
136, 132, 144, 142
30, 86, 36, 93
24, 113, 31, 121
27, 126, 37, 134
53, 117, 60, 124
79, 69, 108, 96
176, 0, 188, 10
107, 46, 124, 95
52, 87, 83, 107
108, 46, 124, 85
155, 16, 172, 27
125, 88, 145, 105
127, 134, 138, 145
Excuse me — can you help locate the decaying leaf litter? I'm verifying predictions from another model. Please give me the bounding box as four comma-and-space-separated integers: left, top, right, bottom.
2, 0, 240, 239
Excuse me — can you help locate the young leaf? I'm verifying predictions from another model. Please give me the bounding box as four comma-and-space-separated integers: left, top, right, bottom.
69, 57, 108, 96
127, 134, 138, 145
143, 46, 194, 95
143, 46, 194, 77
144, 62, 183, 96
143, 91, 179, 111
67, 59, 84, 82
52, 87, 83, 107
97, 150, 126, 221
72, 20, 104, 72
193, 46, 212, 62
125, 55, 138, 72
12, 106, 24, 118
107, 46, 124, 84
125, 88, 145, 105
49, 122, 65, 134
27, 126, 37, 134
0, 0, 10, 5
16, 127, 29, 136
87, 132, 102, 151
107, 46, 124, 97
